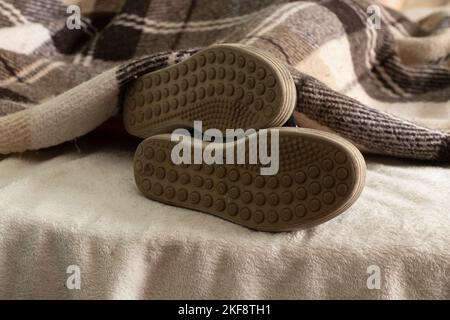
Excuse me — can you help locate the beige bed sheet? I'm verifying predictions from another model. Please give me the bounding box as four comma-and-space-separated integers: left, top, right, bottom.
0, 133, 448, 299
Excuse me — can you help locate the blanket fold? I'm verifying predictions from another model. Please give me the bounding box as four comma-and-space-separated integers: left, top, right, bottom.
0, 0, 449, 160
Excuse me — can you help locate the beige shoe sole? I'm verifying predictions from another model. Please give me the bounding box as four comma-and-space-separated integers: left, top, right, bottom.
123, 44, 296, 138
133, 128, 366, 232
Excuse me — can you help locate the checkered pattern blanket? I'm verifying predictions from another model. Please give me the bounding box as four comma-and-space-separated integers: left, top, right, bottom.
0, 0, 449, 161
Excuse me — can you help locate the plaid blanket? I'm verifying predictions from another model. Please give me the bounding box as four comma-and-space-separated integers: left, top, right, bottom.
0, 0, 449, 161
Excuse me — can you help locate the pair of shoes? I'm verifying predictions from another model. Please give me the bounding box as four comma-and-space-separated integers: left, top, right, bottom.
123, 44, 366, 232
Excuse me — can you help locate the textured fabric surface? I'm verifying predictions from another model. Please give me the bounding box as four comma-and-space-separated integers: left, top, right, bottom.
0, 0, 449, 161
0, 133, 449, 299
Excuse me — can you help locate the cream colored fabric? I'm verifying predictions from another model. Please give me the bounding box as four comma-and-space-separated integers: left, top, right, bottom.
0, 134, 448, 299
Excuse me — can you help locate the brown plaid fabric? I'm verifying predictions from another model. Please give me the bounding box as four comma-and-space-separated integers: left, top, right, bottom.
0, 0, 449, 161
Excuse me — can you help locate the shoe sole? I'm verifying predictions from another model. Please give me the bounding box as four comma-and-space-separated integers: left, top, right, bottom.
123, 44, 296, 138
133, 128, 366, 232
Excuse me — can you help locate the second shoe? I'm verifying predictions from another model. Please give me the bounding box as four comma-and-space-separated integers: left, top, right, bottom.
123, 44, 297, 137
133, 128, 366, 232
